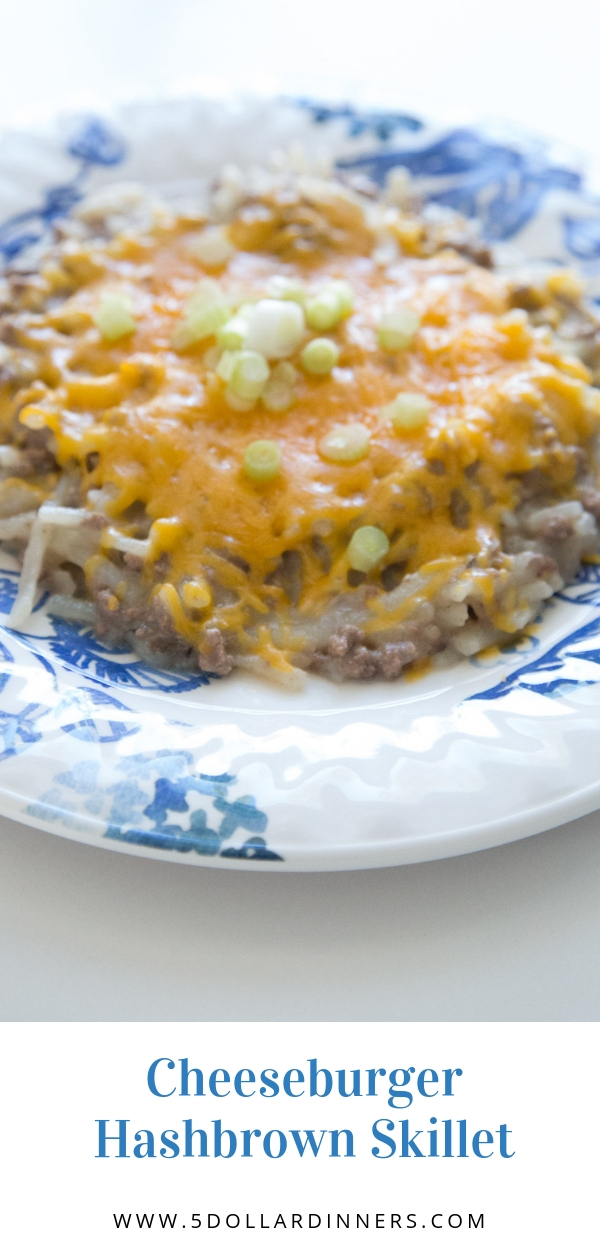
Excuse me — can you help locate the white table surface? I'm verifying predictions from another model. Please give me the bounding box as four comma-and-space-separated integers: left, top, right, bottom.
1, 0, 600, 1021
2, 811, 600, 1020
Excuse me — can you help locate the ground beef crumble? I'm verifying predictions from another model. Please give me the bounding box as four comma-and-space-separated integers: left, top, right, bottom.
197, 626, 233, 677
313, 624, 418, 680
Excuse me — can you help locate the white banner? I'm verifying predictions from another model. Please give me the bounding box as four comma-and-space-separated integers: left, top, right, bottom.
1, 1022, 596, 1257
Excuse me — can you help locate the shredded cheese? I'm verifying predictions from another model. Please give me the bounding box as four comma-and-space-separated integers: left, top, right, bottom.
1, 188, 598, 670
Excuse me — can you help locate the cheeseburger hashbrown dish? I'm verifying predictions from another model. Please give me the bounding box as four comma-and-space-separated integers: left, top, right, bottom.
1, 162, 600, 686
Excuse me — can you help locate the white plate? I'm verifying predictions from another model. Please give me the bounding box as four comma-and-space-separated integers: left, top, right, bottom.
2, 96, 600, 871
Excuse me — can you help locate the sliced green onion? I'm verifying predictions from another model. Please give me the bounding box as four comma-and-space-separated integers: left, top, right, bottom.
347, 525, 389, 572
237, 302, 258, 320
305, 281, 354, 332
185, 280, 231, 323
224, 385, 254, 412
318, 422, 370, 463
188, 225, 234, 267
243, 439, 282, 482
305, 290, 343, 332
301, 337, 339, 376
270, 360, 297, 387
216, 314, 249, 350
171, 279, 231, 351
381, 391, 431, 430
244, 299, 305, 359
377, 307, 420, 351
216, 349, 240, 382
266, 275, 307, 303
94, 292, 137, 340
203, 345, 221, 370
262, 382, 295, 412
262, 361, 297, 412
327, 280, 354, 317
229, 350, 270, 401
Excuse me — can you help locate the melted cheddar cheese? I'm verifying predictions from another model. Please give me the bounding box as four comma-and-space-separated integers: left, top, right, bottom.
1, 188, 598, 673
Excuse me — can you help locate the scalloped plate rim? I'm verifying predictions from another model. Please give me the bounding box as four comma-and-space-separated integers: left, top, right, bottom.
2, 95, 600, 868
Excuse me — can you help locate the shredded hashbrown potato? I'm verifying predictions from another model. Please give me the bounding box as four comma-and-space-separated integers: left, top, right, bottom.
1, 169, 600, 684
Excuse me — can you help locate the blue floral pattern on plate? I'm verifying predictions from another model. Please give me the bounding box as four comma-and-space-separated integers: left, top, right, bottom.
28, 750, 281, 860
336, 127, 583, 242
0, 117, 126, 263
294, 98, 423, 141
2, 98, 600, 867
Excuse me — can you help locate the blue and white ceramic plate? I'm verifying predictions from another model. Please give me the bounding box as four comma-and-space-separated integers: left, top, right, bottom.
3, 96, 600, 871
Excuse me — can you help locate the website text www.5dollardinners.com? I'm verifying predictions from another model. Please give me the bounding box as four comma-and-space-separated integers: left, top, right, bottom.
112, 1210, 485, 1231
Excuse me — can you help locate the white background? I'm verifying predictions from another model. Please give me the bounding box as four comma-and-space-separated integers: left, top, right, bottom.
1, 0, 600, 1020
2, 811, 600, 1019
2, 1022, 597, 1257
2, 0, 600, 189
